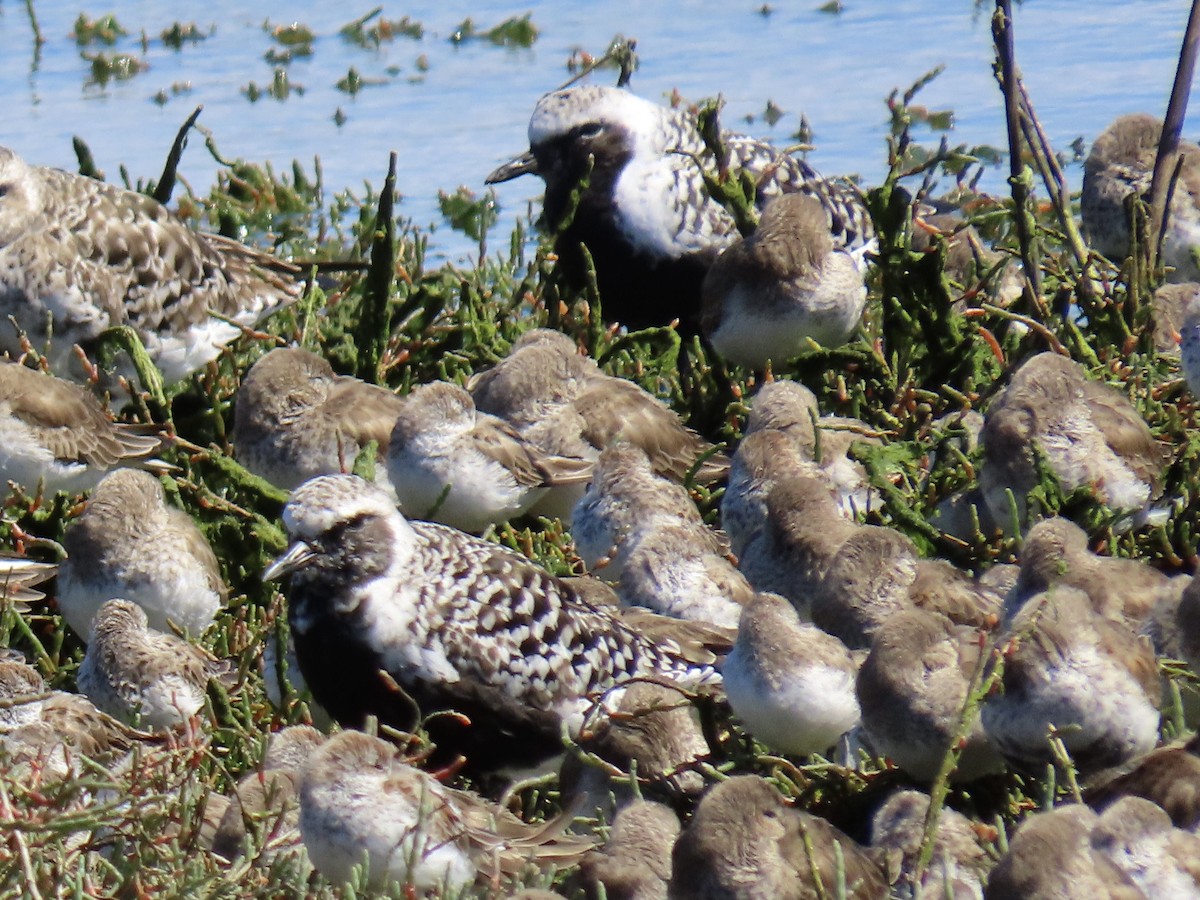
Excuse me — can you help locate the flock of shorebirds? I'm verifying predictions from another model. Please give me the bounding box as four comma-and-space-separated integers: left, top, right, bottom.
4, 81, 1200, 897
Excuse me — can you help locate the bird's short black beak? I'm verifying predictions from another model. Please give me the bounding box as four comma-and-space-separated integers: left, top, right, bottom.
263, 541, 317, 581
486, 150, 539, 184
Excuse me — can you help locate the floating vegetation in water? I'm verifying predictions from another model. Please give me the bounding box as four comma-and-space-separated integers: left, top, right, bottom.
335, 66, 388, 95
151, 81, 194, 105
242, 68, 304, 102
84, 51, 147, 84
160, 21, 208, 49
72, 12, 127, 46
340, 7, 424, 48
449, 13, 540, 48
267, 21, 315, 46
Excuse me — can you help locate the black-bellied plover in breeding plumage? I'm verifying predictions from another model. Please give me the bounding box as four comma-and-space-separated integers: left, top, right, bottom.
386, 380, 592, 533
297, 729, 594, 892
264, 474, 721, 771
723, 592, 860, 757
985, 804, 1142, 900
76, 598, 233, 729
1081, 113, 1200, 282
979, 352, 1168, 530
57, 468, 228, 639
486, 86, 871, 333
469, 329, 730, 499
0, 359, 163, 497
869, 789, 993, 900
570, 443, 728, 580
0, 145, 302, 383
982, 586, 1160, 775
575, 799, 679, 900
232, 346, 405, 496
855, 607, 1004, 783
701, 192, 869, 368
1006, 516, 1176, 626
667, 775, 887, 900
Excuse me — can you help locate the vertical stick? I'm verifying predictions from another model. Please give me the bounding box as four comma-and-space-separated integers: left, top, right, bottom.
1148, 0, 1200, 271
356, 152, 397, 383
992, 0, 1044, 312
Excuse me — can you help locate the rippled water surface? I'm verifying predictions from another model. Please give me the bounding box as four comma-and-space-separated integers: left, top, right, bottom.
1, 0, 1197, 261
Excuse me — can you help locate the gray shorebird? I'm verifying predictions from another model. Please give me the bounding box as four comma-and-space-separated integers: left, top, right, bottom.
486, 86, 871, 334
1089, 797, 1200, 897
469, 329, 730, 494
57, 468, 228, 639
232, 347, 405, 495
869, 789, 992, 900
1085, 732, 1200, 831
265, 474, 720, 771
211, 724, 325, 865
570, 443, 727, 580
986, 804, 1143, 900
617, 520, 752, 629
575, 799, 679, 900
723, 592, 861, 757
1007, 516, 1174, 626
0, 359, 162, 496
856, 608, 1003, 782
1081, 113, 1200, 282
701, 192, 868, 368
982, 586, 1161, 775
667, 775, 887, 900
386, 380, 592, 533
979, 352, 1167, 528
297, 729, 593, 892
0, 145, 301, 383
76, 598, 232, 729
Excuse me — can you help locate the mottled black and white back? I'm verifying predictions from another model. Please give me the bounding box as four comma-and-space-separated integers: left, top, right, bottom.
0, 146, 301, 383
487, 85, 872, 332
267, 474, 719, 769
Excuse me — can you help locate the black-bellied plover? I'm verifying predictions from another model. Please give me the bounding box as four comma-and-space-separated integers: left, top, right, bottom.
233, 346, 405, 495
0, 359, 162, 496
0, 145, 302, 383
265, 474, 720, 770
297, 729, 593, 892
1081, 113, 1200, 282
386, 380, 592, 532
486, 86, 871, 333
701, 192, 868, 368
57, 468, 228, 639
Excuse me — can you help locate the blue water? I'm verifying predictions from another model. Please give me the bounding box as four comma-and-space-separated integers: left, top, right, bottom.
1, 1, 1196, 263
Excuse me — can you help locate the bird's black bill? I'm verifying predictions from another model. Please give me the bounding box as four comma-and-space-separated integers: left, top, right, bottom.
262, 541, 317, 581
485, 150, 539, 184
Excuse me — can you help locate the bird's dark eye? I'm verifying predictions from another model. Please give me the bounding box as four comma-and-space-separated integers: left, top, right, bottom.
0, 183, 9, 199
763, 808, 778, 819
577, 122, 604, 139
